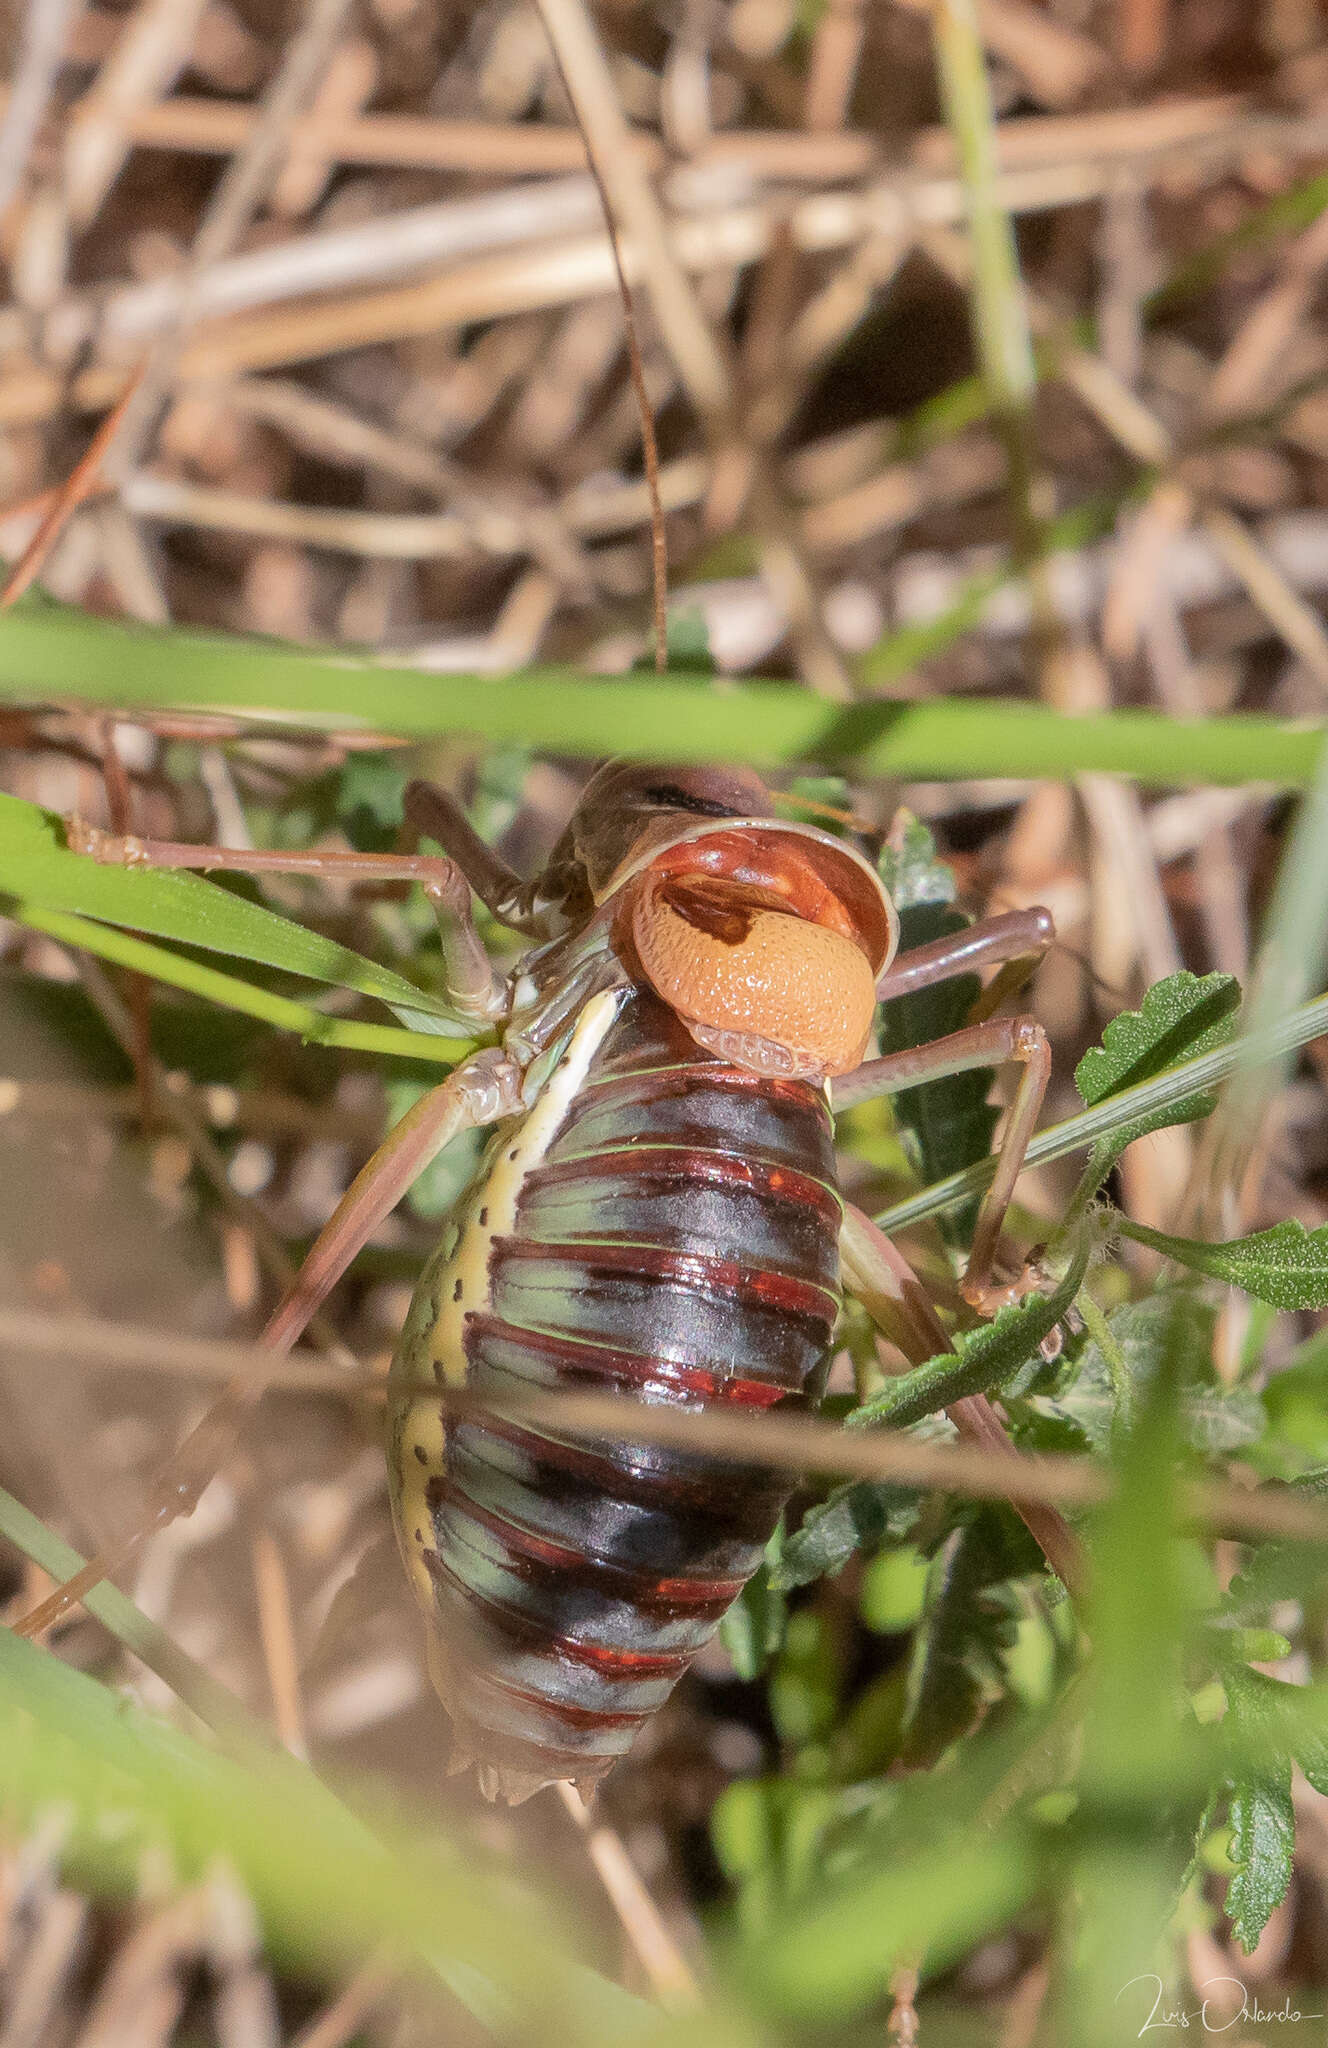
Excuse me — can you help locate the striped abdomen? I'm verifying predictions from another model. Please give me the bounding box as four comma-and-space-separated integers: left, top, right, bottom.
388, 988, 841, 1799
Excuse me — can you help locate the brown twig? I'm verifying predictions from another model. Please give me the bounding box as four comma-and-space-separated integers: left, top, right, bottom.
3, 1307, 1327, 1547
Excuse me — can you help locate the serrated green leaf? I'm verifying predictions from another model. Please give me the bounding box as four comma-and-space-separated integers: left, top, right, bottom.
0, 791, 454, 1026
1119, 1217, 1328, 1310
1225, 1666, 1328, 1795
877, 810, 957, 911
772, 1474, 925, 1591
899, 1516, 1030, 1766
1052, 973, 1246, 1247
720, 1539, 788, 1679
1021, 1296, 1262, 1456
1225, 1473, 1328, 1630
848, 1232, 1091, 1431
1224, 1678, 1297, 1950
1075, 970, 1240, 1133
1226, 1771, 1294, 1951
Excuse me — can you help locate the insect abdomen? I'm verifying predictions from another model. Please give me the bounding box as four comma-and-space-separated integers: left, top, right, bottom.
393, 994, 841, 1799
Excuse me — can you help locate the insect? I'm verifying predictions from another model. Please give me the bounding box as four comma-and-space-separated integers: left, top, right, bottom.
10, 25, 1057, 1801
24, 764, 1056, 1801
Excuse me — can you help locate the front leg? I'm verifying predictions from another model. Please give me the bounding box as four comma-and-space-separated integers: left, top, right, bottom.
13, 1048, 523, 1640
875, 905, 1054, 1015
65, 816, 510, 1025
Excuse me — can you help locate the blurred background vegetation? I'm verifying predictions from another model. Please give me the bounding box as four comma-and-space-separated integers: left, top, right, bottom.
5, 0, 1328, 2042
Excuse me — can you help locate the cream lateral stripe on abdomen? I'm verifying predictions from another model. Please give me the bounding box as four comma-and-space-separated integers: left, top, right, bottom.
393, 989, 624, 1619
430, 988, 624, 1386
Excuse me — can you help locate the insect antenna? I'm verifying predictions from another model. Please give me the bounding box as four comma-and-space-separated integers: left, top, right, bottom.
536, 2, 668, 674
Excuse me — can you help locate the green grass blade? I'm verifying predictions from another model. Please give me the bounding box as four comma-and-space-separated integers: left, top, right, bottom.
874, 990, 1328, 1232
0, 1483, 267, 1743
0, 791, 455, 1023
0, 1628, 664, 2043
0, 604, 1321, 787
12, 903, 472, 1065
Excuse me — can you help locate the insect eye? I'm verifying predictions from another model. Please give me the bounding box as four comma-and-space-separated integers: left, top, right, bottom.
640, 785, 739, 817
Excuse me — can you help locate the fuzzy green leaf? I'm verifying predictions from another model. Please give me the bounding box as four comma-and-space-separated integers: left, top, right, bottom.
1021, 1297, 1262, 1456
899, 1515, 1034, 1766
1075, 970, 1240, 1139
1226, 1767, 1295, 1952
1222, 1666, 1305, 1952
0, 791, 454, 1027
1119, 1218, 1328, 1311
772, 1477, 925, 1592
848, 1232, 1091, 1431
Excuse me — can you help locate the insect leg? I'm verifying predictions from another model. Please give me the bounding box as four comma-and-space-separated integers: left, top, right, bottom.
64, 820, 508, 1022
832, 1015, 1052, 1314
12, 1047, 522, 1640
402, 781, 545, 932
840, 1203, 1085, 1592
875, 905, 1055, 1012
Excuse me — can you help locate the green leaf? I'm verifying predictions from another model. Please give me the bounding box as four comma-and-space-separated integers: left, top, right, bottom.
1075, 970, 1241, 1139
1224, 1473, 1328, 1634
720, 1537, 788, 1679
848, 1231, 1091, 1431
878, 899, 999, 1241
1051, 973, 1245, 1251
782, 774, 853, 829
770, 1609, 843, 1750
899, 1516, 1029, 1766
0, 792, 455, 1028
860, 1546, 930, 1634
1263, 1342, 1328, 1463
1118, 1217, 1328, 1311
772, 1476, 923, 1592
337, 750, 408, 835
1020, 1296, 1262, 1456
877, 809, 957, 911
1227, 1768, 1296, 1951
13, 903, 467, 1066
0, 597, 1321, 784
637, 605, 714, 674
874, 989, 1328, 1240
1223, 1667, 1301, 1952
710, 1778, 841, 1940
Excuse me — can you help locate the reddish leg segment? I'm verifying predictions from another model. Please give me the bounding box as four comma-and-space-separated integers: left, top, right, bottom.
874, 905, 1054, 1008
838, 900, 1057, 1311
833, 1015, 1051, 1313
840, 1203, 1084, 1593
402, 781, 545, 932
66, 815, 509, 1023
13, 1048, 522, 1640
